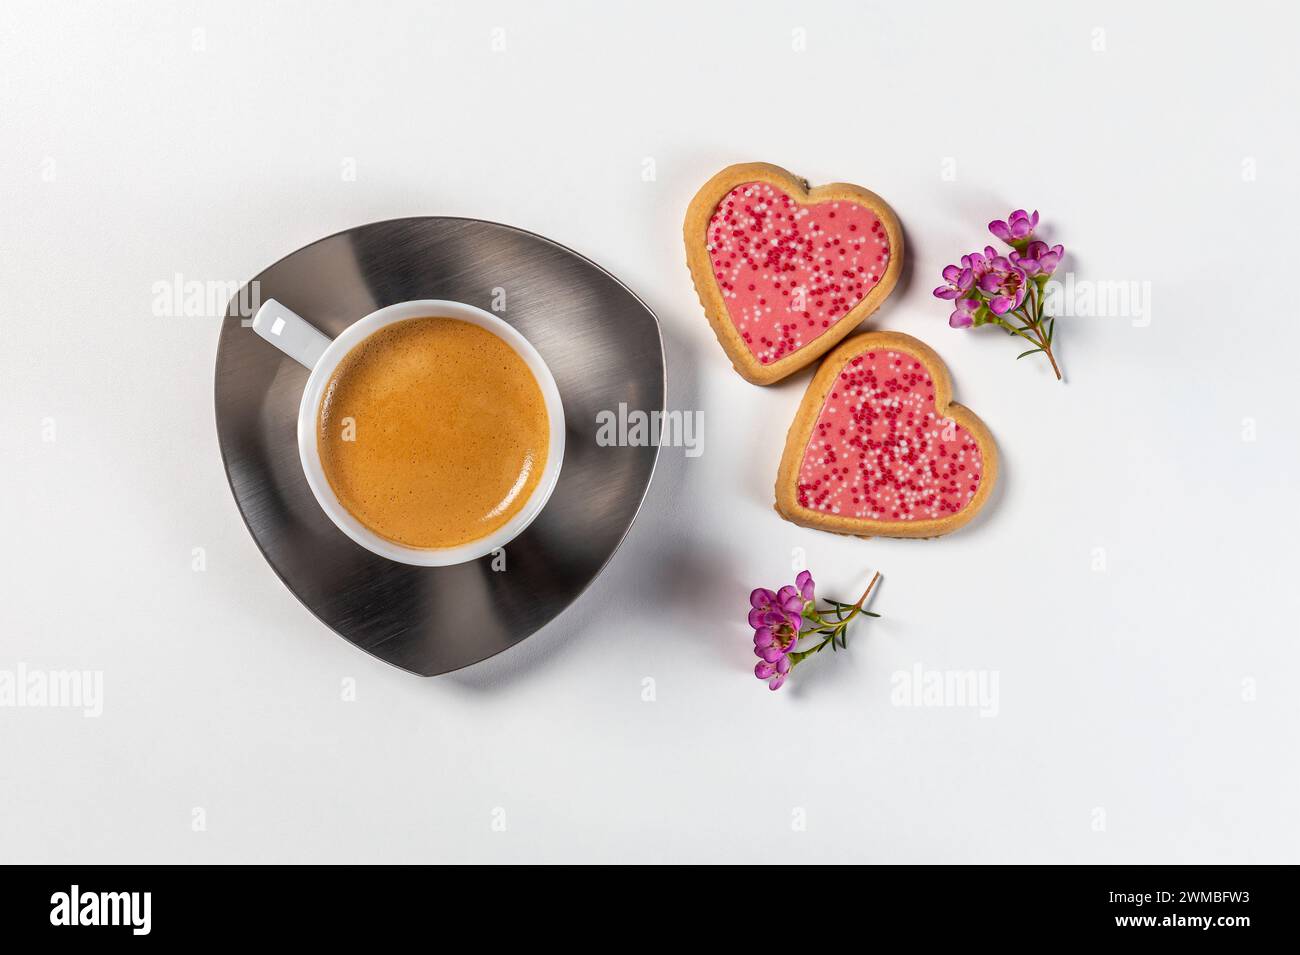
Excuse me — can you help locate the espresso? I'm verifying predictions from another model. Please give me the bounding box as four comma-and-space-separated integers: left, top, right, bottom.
317, 317, 550, 549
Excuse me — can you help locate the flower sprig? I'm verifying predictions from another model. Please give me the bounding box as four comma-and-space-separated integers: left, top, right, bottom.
934, 209, 1065, 381
749, 570, 881, 691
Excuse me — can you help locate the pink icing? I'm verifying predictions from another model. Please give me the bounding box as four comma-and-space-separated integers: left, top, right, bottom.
706, 181, 890, 364
797, 349, 983, 521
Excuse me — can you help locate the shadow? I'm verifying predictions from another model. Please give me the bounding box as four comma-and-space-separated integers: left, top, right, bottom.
740, 359, 816, 507
944, 188, 1016, 229
1041, 249, 1097, 379
647, 535, 748, 672
894, 216, 917, 300
443, 306, 705, 693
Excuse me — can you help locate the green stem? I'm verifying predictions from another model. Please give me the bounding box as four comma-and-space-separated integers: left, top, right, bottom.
996, 316, 1042, 348
837, 571, 881, 624
788, 635, 835, 663
789, 572, 882, 665
1007, 284, 1062, 381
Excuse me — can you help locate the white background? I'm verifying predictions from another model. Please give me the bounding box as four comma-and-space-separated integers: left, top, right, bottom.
2, 0, 1297, 864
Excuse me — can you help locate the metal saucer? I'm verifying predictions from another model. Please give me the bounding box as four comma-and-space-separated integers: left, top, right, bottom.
214, 217, 664, 676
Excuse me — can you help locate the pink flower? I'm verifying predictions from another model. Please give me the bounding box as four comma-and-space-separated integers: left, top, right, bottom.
975, 248, 1028, 315
932, 262, 975, 301
1011, 240, 1064, 278
754, 656, 792, 690
988, 209, 1039, 248
750, 585, 803, 690
746, 569, 884, 692
949, 298, 982, 328
938, 210, 1067, 380
937, 250, 996, 318
749, 572, 816, 690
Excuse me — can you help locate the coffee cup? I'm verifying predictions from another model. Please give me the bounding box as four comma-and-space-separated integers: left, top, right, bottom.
250, 298, 565, 566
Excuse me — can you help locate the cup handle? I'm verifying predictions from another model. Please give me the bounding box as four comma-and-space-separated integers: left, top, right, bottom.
250, 298, 333, 369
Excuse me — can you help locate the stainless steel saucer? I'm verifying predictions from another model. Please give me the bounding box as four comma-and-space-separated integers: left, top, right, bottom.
214, 217, 664, 675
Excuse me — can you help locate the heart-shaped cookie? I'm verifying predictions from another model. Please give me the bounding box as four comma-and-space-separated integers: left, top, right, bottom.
684, 162, 903, 385
775, 331, 997, 538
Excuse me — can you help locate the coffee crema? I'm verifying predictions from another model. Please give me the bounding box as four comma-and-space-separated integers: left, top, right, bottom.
317, 316, 550, 549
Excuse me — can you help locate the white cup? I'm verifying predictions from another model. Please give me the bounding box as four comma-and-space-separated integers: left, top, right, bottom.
250, 298, 565, 566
